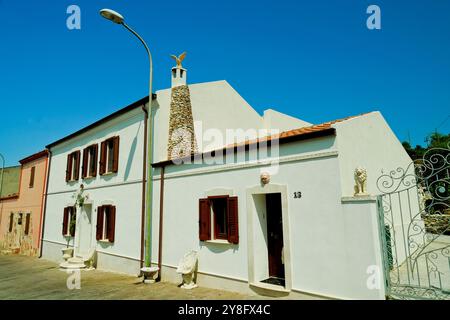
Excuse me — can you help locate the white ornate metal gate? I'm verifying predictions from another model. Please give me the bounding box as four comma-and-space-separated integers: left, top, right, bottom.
376, 146, 450, 300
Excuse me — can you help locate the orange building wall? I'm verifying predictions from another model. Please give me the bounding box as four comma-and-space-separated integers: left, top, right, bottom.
0, 154, 48, 256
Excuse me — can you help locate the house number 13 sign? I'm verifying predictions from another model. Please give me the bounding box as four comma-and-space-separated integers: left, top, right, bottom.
293, 192, 302, 199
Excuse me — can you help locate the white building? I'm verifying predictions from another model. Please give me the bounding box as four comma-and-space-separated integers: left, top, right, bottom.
41, 61, 305, 276
41, 60, 414, 299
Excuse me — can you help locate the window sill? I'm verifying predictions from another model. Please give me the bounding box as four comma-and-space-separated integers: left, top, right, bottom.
83, 176, 96, 181
205, 239, 230, 245
100, 172, 117, 177
98, 239, 112, 243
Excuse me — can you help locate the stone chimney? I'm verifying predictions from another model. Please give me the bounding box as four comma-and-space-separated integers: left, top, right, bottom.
167, 53, 198, 160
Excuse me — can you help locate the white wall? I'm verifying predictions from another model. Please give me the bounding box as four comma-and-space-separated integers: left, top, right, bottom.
42, 108, 146, 275
151, 80, 309, 163
263, 109, 311, 132
334, 111, 413, 197
152, 80, 264, 163
150, 134, 386, 299
335, 112, 420, 268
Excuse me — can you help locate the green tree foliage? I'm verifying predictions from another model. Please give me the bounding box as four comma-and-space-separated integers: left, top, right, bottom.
402, 132, 450, 160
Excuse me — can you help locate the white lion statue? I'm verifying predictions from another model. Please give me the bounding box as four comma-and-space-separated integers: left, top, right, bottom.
354, 167, 368, 196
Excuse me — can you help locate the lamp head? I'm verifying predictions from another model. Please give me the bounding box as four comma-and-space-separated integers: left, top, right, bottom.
99, 9, 124, 24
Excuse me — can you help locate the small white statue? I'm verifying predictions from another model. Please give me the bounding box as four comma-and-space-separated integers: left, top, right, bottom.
260, 172, 270, 185
354, 167, 368, 196
176, 250, 198, 289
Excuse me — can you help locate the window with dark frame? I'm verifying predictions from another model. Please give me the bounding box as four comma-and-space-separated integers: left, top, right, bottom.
99, 137, 119, 175
65, 151, 81, 182
198, 196, 239, 244
211, 197, 228, 240
82, 144, 98, 179
8, 213, 14, 232
24, 213, 31, 235
96, 205, 116, 242
29, 166, 35, 188
62, 206, 76, 237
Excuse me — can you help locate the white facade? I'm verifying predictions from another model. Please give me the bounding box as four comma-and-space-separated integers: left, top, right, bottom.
42, 107, 147, 275
41, 76, 303, 276
40, 64, 414, 299
148, 111, 413, 300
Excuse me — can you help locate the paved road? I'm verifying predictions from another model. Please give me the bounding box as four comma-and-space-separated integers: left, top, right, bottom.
0, 255, 319, 300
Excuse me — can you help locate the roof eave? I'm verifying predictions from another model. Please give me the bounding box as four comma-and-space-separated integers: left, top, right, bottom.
152, 127, 336, 168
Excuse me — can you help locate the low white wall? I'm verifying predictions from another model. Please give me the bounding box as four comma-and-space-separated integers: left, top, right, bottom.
340, 197, 386, 300
42, 240, 141, 275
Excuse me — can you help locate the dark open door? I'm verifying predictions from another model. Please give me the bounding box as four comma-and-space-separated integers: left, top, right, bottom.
266, 193, 285, 280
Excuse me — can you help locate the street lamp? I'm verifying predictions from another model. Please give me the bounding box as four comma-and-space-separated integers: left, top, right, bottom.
100, 9, 155, 273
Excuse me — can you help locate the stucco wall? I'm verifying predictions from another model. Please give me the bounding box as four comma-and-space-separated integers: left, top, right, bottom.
334, 111, 412, 197
42, 109, 145, 274
149, 135, 386, 299
0, 157, 47, 255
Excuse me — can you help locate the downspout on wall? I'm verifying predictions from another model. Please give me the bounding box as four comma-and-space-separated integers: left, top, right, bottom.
37, 152, 49, 254
157, 165, 165, 281
39, 149, 52, 258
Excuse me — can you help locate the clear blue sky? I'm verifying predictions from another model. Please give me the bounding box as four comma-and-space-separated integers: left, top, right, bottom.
0, 0, 449, 166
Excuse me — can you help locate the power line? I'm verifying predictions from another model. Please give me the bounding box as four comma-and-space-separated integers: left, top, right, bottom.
436, 114, 450, 130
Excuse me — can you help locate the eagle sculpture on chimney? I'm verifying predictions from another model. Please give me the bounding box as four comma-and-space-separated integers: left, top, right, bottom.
170, 52, 187, 68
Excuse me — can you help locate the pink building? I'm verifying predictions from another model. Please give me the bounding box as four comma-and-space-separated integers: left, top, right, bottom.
0, 150, 48, 256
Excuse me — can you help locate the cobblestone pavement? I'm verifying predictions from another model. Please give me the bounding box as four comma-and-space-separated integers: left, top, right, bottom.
0, 255, 321, 300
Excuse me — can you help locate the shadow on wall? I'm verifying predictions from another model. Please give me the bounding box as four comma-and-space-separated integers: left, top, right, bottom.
199, 241, 238, 253
124, 121, 142, 182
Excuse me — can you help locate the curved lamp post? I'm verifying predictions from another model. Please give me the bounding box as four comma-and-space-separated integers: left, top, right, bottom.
100, 9, 154, 271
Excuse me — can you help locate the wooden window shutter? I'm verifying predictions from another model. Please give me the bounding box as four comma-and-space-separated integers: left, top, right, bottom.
92, 144, 98, 177
66, 154, 72, 182
112, 136, 120, 173
62, 208, 69, 236
24, 213, 31, 235
199, 198, 211, 241
9, 213, 14, 232
29, 167, 35, 188
99, 141, 107, 175
96, 206, 104, 240
70, 207, 76, 237
108, 206, 116, 242
227, 196, 239, 244
73, 151, 81, 180
82, 148, 89, 178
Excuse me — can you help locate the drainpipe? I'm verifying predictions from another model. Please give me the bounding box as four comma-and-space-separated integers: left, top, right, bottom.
39, 149, 52, 258
157, 165, 165, 281
140, 103, 149, 270
37, 152, 49, 254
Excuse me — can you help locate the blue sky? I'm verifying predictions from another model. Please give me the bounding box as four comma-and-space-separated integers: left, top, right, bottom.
0, 0, 449, 166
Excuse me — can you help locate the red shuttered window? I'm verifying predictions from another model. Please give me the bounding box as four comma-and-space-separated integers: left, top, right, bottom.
198, 196, 239, 244
99, 137, 120, 175
82, 144, 98, 179
62, 207, 76, 237
9, 213, 14, 232
66, 151, 81, 182
24, 213, 31, 235
96, 205, 116, 242
199, 199, 211, 241
29, 167, 35, 188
